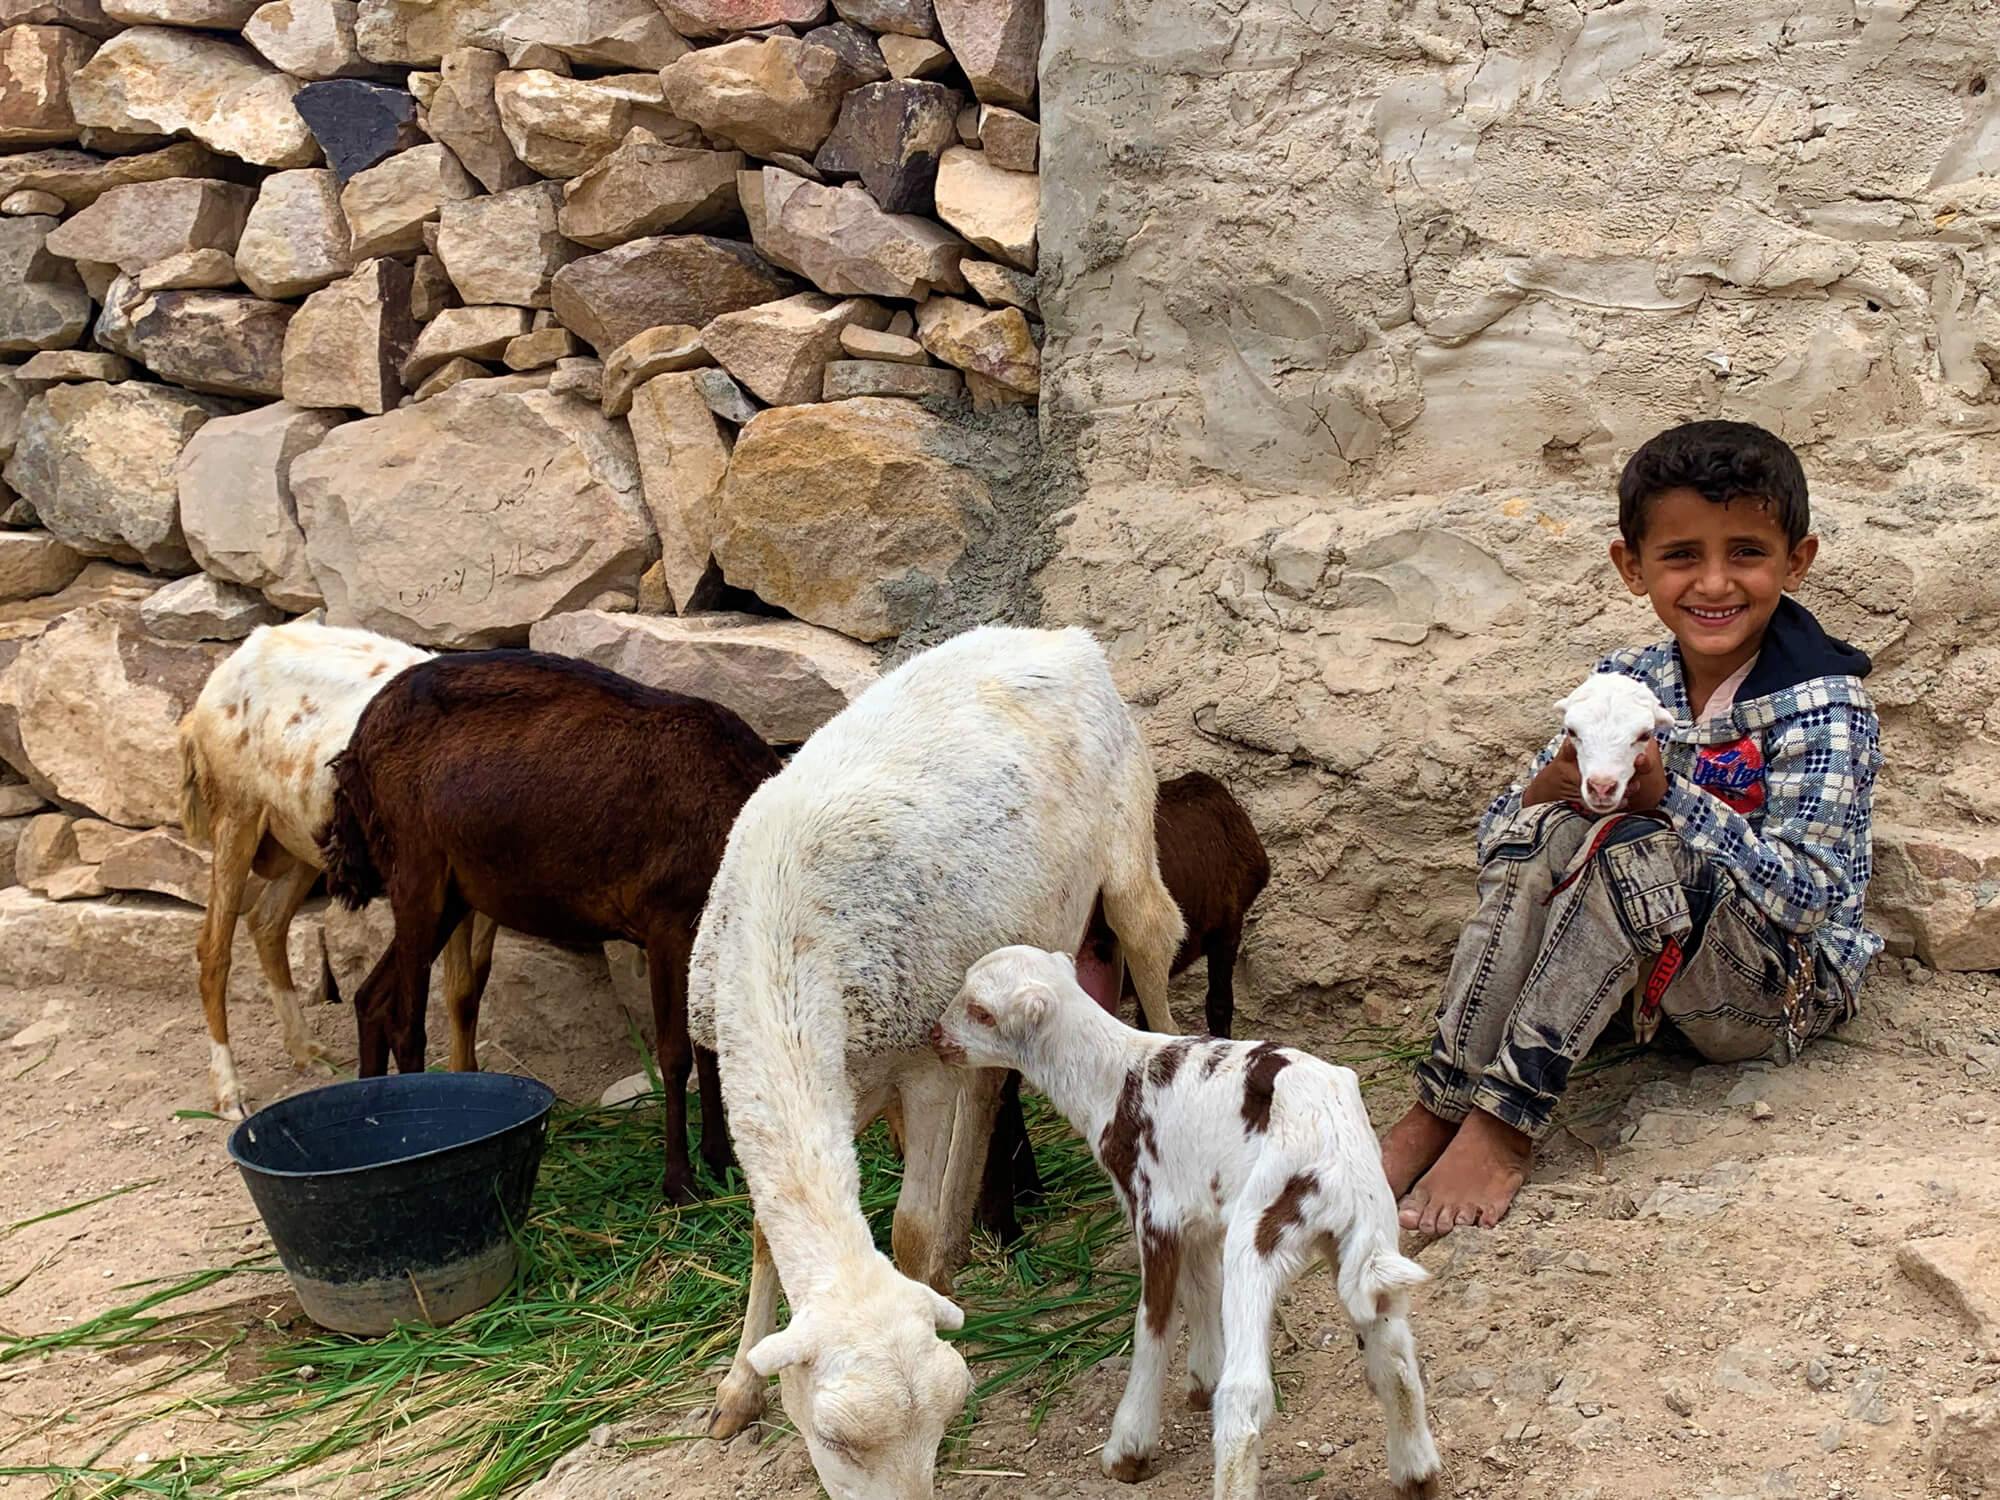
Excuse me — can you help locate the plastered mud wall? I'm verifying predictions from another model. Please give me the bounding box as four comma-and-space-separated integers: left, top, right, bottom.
1036, 0, 2000, 1016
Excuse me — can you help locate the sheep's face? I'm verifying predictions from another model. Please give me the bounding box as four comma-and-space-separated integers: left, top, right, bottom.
1557, 674, 1676, 814
933, 946, 1069, 1070
748, 1265, 972, 1500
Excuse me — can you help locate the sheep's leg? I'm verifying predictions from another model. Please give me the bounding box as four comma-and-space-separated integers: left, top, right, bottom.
710, 1219, 779, 1440
1104, 876, 1183, 1035
440, 913, 495, 1073
1211, 1217, 1284, 1500
196, 811, 262, 1121
384, 860, 460, 1076
1103, 1220, 1182, 1482
889, 1056, 1005, 1294
1203, 924, 1243, 1039
1182, 1235, 1226, 1413
694, 1045, 733, 1179
645, 919, 700, 1205
974, 1071, 1039, 1243
1330, 1235, 1440, 1498
244, 854, 324, 1071
351, 940, 398, 1077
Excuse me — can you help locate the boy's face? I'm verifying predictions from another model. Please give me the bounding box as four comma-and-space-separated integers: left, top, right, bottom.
1610, 486, 1818, 677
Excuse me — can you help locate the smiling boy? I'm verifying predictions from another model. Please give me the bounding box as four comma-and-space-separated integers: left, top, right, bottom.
1381, 420, 1882, 1235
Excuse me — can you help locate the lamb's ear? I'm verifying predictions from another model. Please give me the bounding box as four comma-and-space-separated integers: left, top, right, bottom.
921, 1287, 965, 1332
1652, 702, 1677, 729
1002, 981, 1052, 1038
1553, 689, 1578, 712
748, 1320, 820, 1377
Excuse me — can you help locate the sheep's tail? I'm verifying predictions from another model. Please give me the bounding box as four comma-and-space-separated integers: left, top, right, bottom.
178, 726, 211, 847
318, 748, 387, 910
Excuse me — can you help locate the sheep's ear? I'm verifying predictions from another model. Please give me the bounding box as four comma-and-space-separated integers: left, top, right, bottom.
748, 1320, 819, 1377
1004, 982, 1053, 1037
922, 1287, 965, 1332
1552, 689, 1578, 712
1652, 703, 1677, 729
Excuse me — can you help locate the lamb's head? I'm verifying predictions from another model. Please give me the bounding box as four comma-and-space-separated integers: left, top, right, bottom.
1556, 672, 1676, 814
748, 1258, 972, 1500
932, 945, 1077, 1071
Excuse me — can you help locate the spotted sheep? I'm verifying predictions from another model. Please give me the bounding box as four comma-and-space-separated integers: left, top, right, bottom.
177, 618, 497, 1121
935, 946, 1443, 1500
1557, 671, 1676, 814
686, 625, 1186, 1500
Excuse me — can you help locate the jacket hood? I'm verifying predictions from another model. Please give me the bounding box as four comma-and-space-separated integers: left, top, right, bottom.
1734, 596, 1872, 701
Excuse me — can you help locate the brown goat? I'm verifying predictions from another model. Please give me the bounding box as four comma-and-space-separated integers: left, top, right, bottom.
318, 649, 782, 1203
976, 770, 1271, 1238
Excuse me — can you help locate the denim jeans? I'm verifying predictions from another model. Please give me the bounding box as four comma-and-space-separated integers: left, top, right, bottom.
1414, 803, 1842, 1140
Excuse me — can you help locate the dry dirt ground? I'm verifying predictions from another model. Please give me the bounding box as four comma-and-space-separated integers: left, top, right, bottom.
2, 948, 1996, 1500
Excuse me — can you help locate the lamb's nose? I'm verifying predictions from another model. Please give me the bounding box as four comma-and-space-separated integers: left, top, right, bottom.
1585, 776, 1619, 804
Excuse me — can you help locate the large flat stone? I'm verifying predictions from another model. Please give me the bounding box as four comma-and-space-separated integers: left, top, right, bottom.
1897, 1236, 2000, 1341
100, 0, 261, 26
822, 357, 961, 400
137, 570, 281, 641
0, 528, 83, 603
436, 180, 577, 307
742, 165, 965, 299
3, 380, 224, 571
93, 825, 210, 904
355, 0, 687, 70
234, 168, 353, 301
657, 0, 823, 37
550, 234, 796, 357
0, 598, 229, 824
832, 0, 932, 37
932, 145, 1035, 270
0, 0, 119, 38
494, 68, 688, 178
113, 290, 295, 399
340, 140, 478, 258
914, 292, 1036, 394
177, 402, 339, 611
557, 130, 744, 249
623, 368, 727, 610
243, 0, 374, 80
711, 396, 990, 640
402, 302, 529, 381
0, 215, 90, 354
0, 22, 95, 147
69, 28, 321, 169
530, 609, 877, 742
0, 141, 224, 210
280, 257, 418, 414
658, 36, 863, 159
932, 0, 1038, 109
699, 290, 888, 406
1870, 825, 2000, 971
291, 374, 656, 646
421, 45, 533, 192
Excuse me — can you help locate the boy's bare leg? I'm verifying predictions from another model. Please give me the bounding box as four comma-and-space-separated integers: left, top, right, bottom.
1380, 1102, 1460, 1200
1398, 1108, 1533, 1234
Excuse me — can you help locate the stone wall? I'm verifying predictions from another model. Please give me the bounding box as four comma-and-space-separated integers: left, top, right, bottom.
1038, 0, 2000, 1019
0, 0, 1047, 1007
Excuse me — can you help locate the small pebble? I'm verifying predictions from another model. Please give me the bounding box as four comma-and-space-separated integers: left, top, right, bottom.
1806, 1358, 1832, 1389
1665, 1385, 1696, 1416
1751, 1100, 1773, 1120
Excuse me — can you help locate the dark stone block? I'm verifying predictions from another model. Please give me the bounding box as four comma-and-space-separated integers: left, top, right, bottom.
801, 21, 889, 85
292, 81, 420, 183
812, 79, 962, 215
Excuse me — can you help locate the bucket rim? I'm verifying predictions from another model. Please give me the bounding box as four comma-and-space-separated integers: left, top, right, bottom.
226, 1072, 557, 1182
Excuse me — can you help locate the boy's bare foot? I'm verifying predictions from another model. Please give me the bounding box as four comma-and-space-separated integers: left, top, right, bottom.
1380, 1102, 1460, 1200
1397, 1108, 1533, 1235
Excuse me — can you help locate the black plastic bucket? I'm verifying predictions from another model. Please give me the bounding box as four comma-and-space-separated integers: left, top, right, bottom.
228, 1072, 555, 1336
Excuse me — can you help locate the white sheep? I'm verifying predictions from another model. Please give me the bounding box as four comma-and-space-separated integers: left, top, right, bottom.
178, 619, 494, 1119
935, 946, 1443, 1500
1554, 671, 1676, 814
688, 624, 1186, 1500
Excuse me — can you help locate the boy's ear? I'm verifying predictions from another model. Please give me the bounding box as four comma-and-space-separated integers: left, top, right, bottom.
1608, 539, 1648, 597
1783, 533, 1820, 591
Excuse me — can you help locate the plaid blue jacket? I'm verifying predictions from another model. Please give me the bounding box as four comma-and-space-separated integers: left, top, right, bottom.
1478, 598, 1883, 1011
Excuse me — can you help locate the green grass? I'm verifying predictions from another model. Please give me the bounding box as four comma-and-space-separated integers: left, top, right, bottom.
0, 1024, 1442, 1500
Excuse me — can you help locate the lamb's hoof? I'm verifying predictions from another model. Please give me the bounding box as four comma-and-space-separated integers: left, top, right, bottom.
661, 1168, 703, 1208
1102, 1449, 1153, 1484
219, 1101, 247, 1124
1395, 1465, 1444, 1499
707, 1394, 762, 1442
1186, 1385, 1213, 1412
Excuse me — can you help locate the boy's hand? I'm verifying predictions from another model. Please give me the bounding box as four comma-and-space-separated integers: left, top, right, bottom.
1522, 738, 1581, 807
1622, 741, 1668, 812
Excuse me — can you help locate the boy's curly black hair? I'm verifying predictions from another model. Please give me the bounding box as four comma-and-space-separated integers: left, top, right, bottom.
1617, 420, 1810, 549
